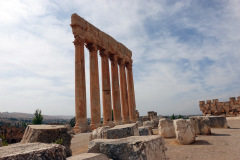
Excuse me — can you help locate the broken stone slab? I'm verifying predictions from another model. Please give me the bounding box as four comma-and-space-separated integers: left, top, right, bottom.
207, 116, 228, 128
138, 126, 153, 136
0, 142, 66, 160
21, 125, 72, 157
143, 121, 154, 128
174, 119, 195, 145
189, 116, 211, 135
67, 153, 110, 160
88, 135, 167, 160
90, 126, 110, 140
102, 123, 139, 139
158, 118, 176, 138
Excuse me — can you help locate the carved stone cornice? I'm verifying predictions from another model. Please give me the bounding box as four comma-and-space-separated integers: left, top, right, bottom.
86, 43, 97, 52
73, 36, 84, 46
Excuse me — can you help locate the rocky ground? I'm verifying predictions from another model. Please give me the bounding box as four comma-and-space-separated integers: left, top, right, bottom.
71, 117, 240, 159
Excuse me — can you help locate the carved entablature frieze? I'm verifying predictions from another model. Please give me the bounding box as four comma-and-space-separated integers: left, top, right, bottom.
71, 13, 132, 61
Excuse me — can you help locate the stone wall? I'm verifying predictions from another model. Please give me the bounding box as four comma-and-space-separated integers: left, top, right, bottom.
199, 97, 240, 116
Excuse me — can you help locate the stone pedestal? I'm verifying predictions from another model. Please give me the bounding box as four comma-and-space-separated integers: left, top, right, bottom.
87, 43, 101, 130
73, 37, 88, 133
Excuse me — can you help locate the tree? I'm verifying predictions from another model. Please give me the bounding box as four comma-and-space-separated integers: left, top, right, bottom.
32, 109, 43, 124
171, 114, 175, 120
178, 114, 182, 119
69, 117, 75, 127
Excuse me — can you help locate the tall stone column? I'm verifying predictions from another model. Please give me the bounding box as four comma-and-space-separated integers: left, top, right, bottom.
73, 36, 87, 133
86, 43, 101, 130
110, 55, 122, 125
126, 62, 136, 122
118, 59, 130, 124
100, 50, 114, 127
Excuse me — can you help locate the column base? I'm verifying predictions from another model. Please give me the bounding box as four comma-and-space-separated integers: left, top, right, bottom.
90, 123, 101, 131
103, 121, 115, 127
73, 124, 88, 134
122, 120, 130, 124
113, 120, 123, 125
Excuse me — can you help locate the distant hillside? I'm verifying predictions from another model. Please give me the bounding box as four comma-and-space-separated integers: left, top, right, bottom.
0, 112, 74, 120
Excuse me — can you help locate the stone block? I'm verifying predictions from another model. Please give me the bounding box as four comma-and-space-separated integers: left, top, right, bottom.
208, 116, 228, 128
136, 121, 143, 127
190, 116, 211, 135
0, 142, 66, 160
138, 126, 153, 136
174, 119, 195, 145
90, 126, 110, 140
21, 125, 72, 157
158, 118, 175, 138
151, 117, 159, 128
88, 135, 167, 160
102, 123, 139, 139
152, 129, 159, 135
143, 121, 154, 128
67, 153, 110, 160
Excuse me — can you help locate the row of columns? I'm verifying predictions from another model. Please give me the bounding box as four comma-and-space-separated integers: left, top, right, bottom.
73, 36, 136, 133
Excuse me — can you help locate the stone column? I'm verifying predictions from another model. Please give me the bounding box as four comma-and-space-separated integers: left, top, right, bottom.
100, 50, 114, 127
110, 54, 122, 125
118, 59, 130, 124
86, 43, 101, 130
126, 62, 136, 122
73, 36, 87, 133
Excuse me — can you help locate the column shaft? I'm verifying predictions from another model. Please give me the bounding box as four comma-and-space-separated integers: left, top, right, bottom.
100, 50, 114, 126
110, 55, 122, 125
119, 59, 130, 123
87, 43, 101, 130
73, 37, 87, 133
127, 63, 136, 122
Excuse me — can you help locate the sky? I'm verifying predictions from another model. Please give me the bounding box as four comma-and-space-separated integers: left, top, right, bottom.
0, 0, 240, 117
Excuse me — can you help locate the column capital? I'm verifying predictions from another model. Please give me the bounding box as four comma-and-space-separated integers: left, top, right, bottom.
99, 49, 109, 58
118, 58, 126, 67
73, 36, 84, 46
86, 43, 97, 52
126, 62, 133, 70
109, 54, 118, 62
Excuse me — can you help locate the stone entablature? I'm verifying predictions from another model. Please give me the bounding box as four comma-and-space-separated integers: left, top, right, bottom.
71, 13, 136, 133
199, 97, 240, 116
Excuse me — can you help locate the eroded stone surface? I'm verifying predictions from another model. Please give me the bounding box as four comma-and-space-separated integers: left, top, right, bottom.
208, 116, 228, 128
189, 116, 211, 135
158, 118, 176, 138
139, 126, 153, 136
0, 142, 66, 160
88, 135, 167, 160
174, 119, 195, 145
90, 126, 110, 140
67, 153, 110, 160
143, 121, 154, 128
21, 125, 72, 157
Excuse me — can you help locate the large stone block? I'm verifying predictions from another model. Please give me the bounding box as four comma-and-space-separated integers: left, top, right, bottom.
88, 135, 167, 160
158, 118, 176, 138
67, 153, 110, 160
0, 142, 66, 160
103, 123, 139, 139
138, 126, 153, 136
21, 125, 72, 157
90, 126, 110, 140
174, 119, 195, 145
197, 116, 211, 135
208, 116, 228, 128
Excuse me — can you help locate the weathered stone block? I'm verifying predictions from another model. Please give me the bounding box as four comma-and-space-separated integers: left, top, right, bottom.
90, 126, 110, 140
136, 121, 143, 127
103, 123, 139, 139
88, 135, 167, 160
67, 153, 110, 160
151, 117, 159, 128
21, 125, 72, 157
0, 142, 66, 160
143, 121, 154, 128
138, 126, 152, 136
208, 116, 228, 128
174, 119, 195, 145
158, 118, 176, 138
190, 116, 211, 135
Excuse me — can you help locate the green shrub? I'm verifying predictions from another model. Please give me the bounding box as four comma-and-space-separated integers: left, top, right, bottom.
0, 135, 8, 146
54, 138, 63, 145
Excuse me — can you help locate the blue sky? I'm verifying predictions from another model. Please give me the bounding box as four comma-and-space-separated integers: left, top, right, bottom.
0, 0, 240, 117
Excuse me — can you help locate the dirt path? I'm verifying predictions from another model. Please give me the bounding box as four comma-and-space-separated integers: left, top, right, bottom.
70, 132, 91, 156
165, 117, 240, 160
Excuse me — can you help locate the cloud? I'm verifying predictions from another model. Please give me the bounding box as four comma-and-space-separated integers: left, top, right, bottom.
0, 0, 240, 117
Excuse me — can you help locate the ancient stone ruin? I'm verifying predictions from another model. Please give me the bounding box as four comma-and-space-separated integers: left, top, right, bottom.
199, 96, 240, 116
70, 13, 137, 133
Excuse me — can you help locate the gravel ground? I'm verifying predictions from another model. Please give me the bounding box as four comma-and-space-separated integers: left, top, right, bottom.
71, 117, 240, 159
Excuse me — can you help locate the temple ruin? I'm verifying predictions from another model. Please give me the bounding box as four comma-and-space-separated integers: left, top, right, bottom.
70, 13, 136, 133
199, 96, 240, 116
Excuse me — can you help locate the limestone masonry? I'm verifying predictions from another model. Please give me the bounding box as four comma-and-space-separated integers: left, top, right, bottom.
199, 96, 240, 116
71, 13, 137, 133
